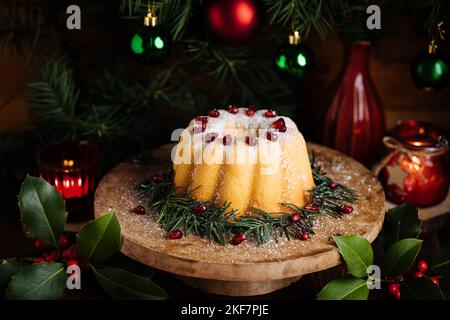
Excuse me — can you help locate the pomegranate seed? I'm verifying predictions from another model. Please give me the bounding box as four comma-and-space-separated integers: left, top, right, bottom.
34, 257, 45, 263
300, 232, 309, 241
168, 230, 183, 239
192, 203, 207, 213
195, 116, 208, 123
270, 118, 286, 131
417, 259, 428, 273
265, 108, 277, 118
340, 205, 354, 214
329, 181, 338, 189
246, 106, 256, 116
207, 109, 220, 117
266, 131, 278, 141
66, 260, 79, 267
228, 105, 239, 114
245, 136, 257, 146
430, 276, 439, 286
414, 271, 424, 278
130, 205, 146, 215
388, 283, 400, 296
230, 234, 247, 245
305, 205, 319, 211
194, 117, 208, 133
152, 174, 165, 183
204, 132, 218, 143
223, 135, 232, 146
291, 214, 301, 222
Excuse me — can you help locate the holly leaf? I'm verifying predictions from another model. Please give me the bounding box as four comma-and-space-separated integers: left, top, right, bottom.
0, 260, 28, 290
93, 267, 167, 300
378, 204, 421, 250
77, 212, 121, 262
333, 235, 373, 278
400, 278, 445, 300
18, 175, 67, 248
383, 238, 423, 277
431, 242, 450, 278
317, 278, 369, 300
5, 262, 67, 300
102, 253, 155, 278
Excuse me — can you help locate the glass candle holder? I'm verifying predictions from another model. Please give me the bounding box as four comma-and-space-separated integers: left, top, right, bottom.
376, 121, 449, 207
37, 140, 100, 222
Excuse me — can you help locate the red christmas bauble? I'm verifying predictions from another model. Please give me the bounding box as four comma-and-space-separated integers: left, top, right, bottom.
203, 0, 263, 46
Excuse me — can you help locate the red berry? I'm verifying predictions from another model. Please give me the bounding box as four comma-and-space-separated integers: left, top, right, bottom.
300, 232, 309, 241
230, 234, 247, 245
246, 106, 256, 116
130, 205, 146, 215
388, 283, 400, 296
207, 109, 220, 117
168, 230, 183, 239
265, 108, 277, 118
340, 205, 354, 214
329, 181, 338, 189
429, 276, 439, 286
152, 174, 165, 183
192, 203, 207, 213
305, 205, 319, 211
58, 235, 69, 249
245, 136, 257, 146
266, 131, 278, 142
414, 271, 424, 278
270, 118, 286, 132
66, 244, 79, 259
204, 132, 218, 143
223, 135, 232, 146
34, 257, 45, 263
45, 251, 57, 262
34, 239, 49, 251
228, 105, 239, 114
417, 259, 428, 273
395, 291, 400, 300
291, 214, 301, 222
66, 260, 79, 267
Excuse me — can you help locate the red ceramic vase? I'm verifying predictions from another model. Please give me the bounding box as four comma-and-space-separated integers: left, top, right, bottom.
322, 41, 385, 166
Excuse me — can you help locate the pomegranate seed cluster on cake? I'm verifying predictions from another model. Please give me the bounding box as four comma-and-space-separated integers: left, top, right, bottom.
172, 106, 315, 216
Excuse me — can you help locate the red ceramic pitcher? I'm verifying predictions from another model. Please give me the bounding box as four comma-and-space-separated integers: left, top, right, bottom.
321, 41, 385, 166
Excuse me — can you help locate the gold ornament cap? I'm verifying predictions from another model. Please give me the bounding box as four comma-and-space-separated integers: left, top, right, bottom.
144, 12, 158, 27
289, 31, 301, 45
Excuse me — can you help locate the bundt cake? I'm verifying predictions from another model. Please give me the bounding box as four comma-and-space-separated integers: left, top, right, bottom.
172, 106, 315, 216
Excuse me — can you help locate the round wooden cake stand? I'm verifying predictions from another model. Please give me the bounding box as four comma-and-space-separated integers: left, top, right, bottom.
94, 143, 385, 296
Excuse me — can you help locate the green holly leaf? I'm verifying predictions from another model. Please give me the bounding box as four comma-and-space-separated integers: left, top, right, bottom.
0, 260, 29, 290
431, 242, 450, 278
18, 175, 67, 248
383, 238, 423, 277
317, 278, 369, 300
77, 212, 121, 262
5, 262, 67, 300
333, 235, 373, 278
400, 278, 445, 300
102, 253, 155, 279
93, 267, 167, 300
378, 204, 421, 250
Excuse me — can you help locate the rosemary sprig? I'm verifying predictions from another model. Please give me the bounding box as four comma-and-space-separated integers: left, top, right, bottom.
138, 161, 358, 245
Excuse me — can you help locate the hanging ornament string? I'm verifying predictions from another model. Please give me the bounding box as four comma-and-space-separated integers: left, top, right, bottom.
428, 21, 445, 54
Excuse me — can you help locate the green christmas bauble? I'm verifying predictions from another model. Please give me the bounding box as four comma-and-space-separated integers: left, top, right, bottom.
273, 42, 315, 80
411, 50, 449, 91
131, 24, 170, 65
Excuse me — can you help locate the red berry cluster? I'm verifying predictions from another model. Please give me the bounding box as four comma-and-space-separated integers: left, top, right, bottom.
387, 259, 440, 300
34, 235, 87, 269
